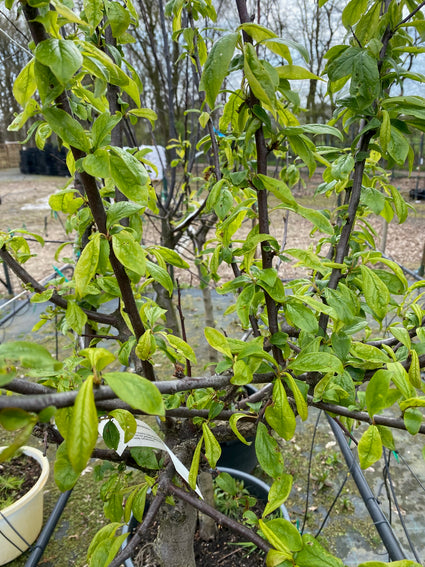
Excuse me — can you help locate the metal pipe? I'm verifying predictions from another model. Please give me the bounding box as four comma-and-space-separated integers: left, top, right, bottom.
327, 415, 406, 561
24, 489, 73, 567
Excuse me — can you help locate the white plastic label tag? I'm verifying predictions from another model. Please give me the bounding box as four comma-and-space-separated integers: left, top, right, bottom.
99, 418, 202, 498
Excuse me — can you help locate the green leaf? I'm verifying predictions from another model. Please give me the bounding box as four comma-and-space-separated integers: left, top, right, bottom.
199, 32, 239, 108
263, 476, 293, 517
83, 0, 103, 27
166, 334, 197, 364
202, 423, 221, 468
106, 0, 131, 37
296, 533, 345, 567
67, 376, 98, 474
109, 409, 136, 442
288, 351, 343, 375
0, 408, 34, 431
112, 230, 146, 276
403, 408, 422, 435
54, 441, 80, 491
283, 372, 308, 421
229, 413, 254, 445
277, 65, 321, 80
106, 202, 143, 228
109, 147, 149, 203
43, 107, 90, 152
103, 371, 165, 416
35, 39, 83, 83
148, 246, 189, 269
146, 260, 173, 295
0, 341, 59, 371
205, 327, 232, 358
255, 421, 284, 477
388, 362, 415, 399
366, 370, 390, 418
13, 59, 36, 107
258, 519, 292, 558
350, 342, 390, 366
75, 234, 101, 298
408, 350, 421, 388
132, 484, 149, 522
265, 379, 296, 441
244, 43, 276, 108
231, 358, 254, 385
389, 185, 408, 223
92, 112, 121, 149
358, 425, 382, 469
342, 0, 368, 27
360, 265, 390, 321
66, 301, 88, 335
189, 436, 203, 491
102, 420, 120, 450
214, 188, 233, 220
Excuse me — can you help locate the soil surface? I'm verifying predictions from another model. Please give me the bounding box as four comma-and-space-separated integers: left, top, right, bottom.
0, 453, 41, 508
130, 500, 267, 567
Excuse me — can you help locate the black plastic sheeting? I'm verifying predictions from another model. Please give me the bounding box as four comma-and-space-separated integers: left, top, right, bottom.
20, 145, 69, 177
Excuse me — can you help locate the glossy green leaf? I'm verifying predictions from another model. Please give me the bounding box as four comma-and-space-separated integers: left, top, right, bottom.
296, 533, 345, 567
342, 0, 368, 27
109, 409, 136, 443
350, 342, 390, 366
83, 0, 103, 27
255, 421, 284, 477
403, 408, 422, 435
103, 371, 165, 415
189, 436, 203, 490
229, 413, 254, 445
132, 484, 149, 522
360, 265, 390, 321
35, 39, 82, 84
112, 230, 146, 276
366, 369, 390, 418
13, 59, 36, 107
146, 260, 173, 295
288, 351, 343, 375
263, 475, 293, 517
202, 422, 221, 468
166, 334, 197, 364
277, 65, 321, 80
66, 301, 88, 335
358, 425, 382, 469
106, 0, 131, 37
265, 379, 296, 440
0, 408, 34, 431
199, 32, 239, 108
102, 420, 120, 450
388, 362, 415, 399
109, 147, 149, 203
67, 376, 98, 474
0, 341, 59, 371
54, 441, 80, 491
244, 43, 276, 108
283, 372, 308, 421
408, 349, 421, 388
205, 327, 232, 358
43, 107, 90, 152
258, 519, 292, 558
75, 234, 101, 298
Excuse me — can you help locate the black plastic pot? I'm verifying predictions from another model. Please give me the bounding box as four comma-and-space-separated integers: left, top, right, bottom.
216, 384, 258, 473
121, 466, 290, 567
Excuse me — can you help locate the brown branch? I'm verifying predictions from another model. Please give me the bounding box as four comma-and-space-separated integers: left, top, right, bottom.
20, 3, 156, 380
167, 483, 272, 554
108, 463, 174, 567
0, 247, 120, 328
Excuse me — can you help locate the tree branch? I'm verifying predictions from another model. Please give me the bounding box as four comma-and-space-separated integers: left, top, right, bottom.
167, 482, 272, 554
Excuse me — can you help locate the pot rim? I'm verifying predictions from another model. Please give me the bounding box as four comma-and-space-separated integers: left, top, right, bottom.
0, 445, 50, 515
